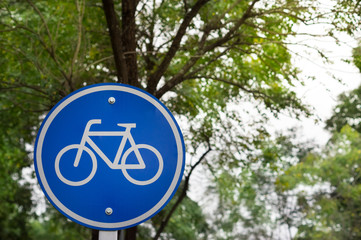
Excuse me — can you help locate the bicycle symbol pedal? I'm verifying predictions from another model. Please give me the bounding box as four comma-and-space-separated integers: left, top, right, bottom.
55, 119, 164, 186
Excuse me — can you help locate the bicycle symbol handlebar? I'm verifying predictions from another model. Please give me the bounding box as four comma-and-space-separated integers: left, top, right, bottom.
54, 119, 163, 186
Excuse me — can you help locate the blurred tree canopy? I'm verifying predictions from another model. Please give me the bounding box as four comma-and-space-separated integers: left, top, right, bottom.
277, 126, 361, 239
325, 45, 361, 133
273, 40, 361, 239
0, 0, 360, 239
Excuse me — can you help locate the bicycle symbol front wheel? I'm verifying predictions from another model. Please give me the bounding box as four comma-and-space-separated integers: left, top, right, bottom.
121, 144, 163, 185
55, 144, 98, 186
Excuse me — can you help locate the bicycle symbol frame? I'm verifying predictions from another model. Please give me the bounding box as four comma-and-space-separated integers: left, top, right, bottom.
55, 119, 163, 186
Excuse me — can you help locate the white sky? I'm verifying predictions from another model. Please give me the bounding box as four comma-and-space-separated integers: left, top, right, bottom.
270, 25, 361, 145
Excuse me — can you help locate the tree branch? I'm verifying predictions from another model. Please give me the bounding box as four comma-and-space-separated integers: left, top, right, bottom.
203, 0, 259, 53
69, 0, 85, 82
154, 42, 237, 99
1, 80, 48, 97
146, 0, 211, 95
154, 0, 260, 98
25, 0, 73, 91
79, 56, 113, 72
142, 0, 157, 77
192, 75, 275, 102
122, 0, 140, 87
152, 144, 212, 240
102, 0, 129, 84
26, 0, 56, 54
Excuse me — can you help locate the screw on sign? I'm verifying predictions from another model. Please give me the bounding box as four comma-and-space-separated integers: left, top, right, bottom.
34, 83, 185, 238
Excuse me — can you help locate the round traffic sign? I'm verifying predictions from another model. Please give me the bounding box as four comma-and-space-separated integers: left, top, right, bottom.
34, 83, 185, 230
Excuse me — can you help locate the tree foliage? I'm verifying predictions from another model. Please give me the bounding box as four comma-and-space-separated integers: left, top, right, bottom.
275, 42, 361, 239
29, 206, 91, 240
326, 85, 361, 133
0, 0, 360, 239
205, 128, 314, 239
278, 126, 361, 239
326, 45, 361, 133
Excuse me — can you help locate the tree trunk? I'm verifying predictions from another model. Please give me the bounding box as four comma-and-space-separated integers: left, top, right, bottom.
101, 1, 139, 239
125, 226, 137, 240
121, 0, 139, 88
102, 0, 128, 84
91, 229, 98, 240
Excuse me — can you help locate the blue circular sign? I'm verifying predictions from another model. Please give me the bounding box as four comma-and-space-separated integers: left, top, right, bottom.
34, 83, 185, 230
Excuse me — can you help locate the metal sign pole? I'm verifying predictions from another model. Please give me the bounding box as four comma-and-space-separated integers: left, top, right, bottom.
99, 231, 118, 240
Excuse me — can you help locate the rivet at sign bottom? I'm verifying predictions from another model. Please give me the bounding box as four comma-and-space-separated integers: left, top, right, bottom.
105, 207, 113, 215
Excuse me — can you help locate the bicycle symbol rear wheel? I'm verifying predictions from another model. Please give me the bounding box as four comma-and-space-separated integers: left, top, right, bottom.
121, 144, 163, 185
55, 144, 98, 186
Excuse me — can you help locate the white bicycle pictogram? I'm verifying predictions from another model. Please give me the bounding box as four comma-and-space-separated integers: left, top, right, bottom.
55, 119, 163, 186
